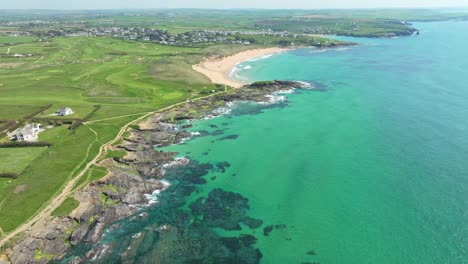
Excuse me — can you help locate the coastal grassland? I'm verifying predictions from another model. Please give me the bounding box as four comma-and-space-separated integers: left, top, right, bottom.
73, 165, 108, 191
51, 197, 79, 217
0, 148, 45, 175
103, 149, 126, 160
0, 36, 248, 234
0, 115, 139, 232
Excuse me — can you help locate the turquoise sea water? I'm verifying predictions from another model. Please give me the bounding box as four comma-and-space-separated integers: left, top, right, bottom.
65, 21, 468, 263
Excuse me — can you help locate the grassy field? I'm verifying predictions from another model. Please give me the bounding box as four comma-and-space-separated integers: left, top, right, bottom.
0, 33, 259, 234
0, 36, 37, 44
51, 197, 79, 217
0, 148, 45, 174
73, 165, 108, 191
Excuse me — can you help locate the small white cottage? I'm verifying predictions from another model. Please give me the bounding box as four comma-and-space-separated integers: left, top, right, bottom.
56, 107, 74, 116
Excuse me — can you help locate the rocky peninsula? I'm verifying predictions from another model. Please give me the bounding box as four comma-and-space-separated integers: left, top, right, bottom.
2, 80, 312, 264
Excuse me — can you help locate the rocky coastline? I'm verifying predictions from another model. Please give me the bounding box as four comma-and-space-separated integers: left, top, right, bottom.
2, 80, 311, 264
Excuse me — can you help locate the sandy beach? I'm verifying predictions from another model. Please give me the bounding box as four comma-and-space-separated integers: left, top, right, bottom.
193, 47, 290, 88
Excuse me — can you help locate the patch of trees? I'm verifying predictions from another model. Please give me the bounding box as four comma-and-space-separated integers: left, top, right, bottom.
23, 104, 52, 119
0, 173, 18, 179
0, 142, 53, 148
69, 121, 83, 130
83, 105, 102, 121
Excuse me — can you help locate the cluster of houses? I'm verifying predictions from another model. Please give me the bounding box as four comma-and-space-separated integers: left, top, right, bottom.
10, 25, 311, 46
6, 107, 74, 142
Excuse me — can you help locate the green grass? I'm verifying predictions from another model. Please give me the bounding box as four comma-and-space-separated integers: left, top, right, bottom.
0, 105, 44, 120
103, 149, 127, 160
36, 104, 98, 119
51, 197, 79, 217
73, 165, 108, 191
0, 178, 12, 198
0, 36, 37, 44
0, 148, 45, 174
38, 126, 70, 142
0, 125, 97, 232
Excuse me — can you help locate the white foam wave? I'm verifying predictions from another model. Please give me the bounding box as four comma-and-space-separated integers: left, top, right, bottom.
132, 232, 142, 239
295, 81, 313, 88
309, 49, 328, 53
144, 179, 171, 205
91, 244, 111, 261
243, 65, 253, 70
275, 88, 296, 94
259, 94, 287, 105
163, 157, 190, 169
247, 54, 273, 62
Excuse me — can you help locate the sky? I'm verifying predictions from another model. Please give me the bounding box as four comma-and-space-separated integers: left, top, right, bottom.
2, 0, 468, 10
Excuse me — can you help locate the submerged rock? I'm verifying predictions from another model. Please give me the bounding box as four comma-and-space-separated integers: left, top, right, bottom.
5, 79, 308, 263
190, 188, 262, 231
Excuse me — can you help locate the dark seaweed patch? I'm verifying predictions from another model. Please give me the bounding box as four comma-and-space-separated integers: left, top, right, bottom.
181, 124, 193, 129
189, 188, 262, 231
61, 159, 263, 264
304, 80, 329, 91
216, 161, 231, 173
229, 102, 288, 117
217, 134, 239, 141
263, 225, 274, 236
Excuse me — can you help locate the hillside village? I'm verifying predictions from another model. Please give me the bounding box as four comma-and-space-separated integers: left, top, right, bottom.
1, 26, 322, 46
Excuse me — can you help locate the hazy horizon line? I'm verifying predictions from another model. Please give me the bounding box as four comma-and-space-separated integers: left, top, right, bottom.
1, 6, 468, 11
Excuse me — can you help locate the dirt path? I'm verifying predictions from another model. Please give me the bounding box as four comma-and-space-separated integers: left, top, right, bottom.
0, 91, 226, 249
33, 56, 44, 63
84, 112, 153, 125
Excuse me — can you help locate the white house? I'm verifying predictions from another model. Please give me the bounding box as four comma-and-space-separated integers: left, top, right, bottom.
8, 123, 41, 142
56, 107, 74, 116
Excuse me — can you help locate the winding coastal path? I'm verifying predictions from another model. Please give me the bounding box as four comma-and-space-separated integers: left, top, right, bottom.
0, 90, 227, 249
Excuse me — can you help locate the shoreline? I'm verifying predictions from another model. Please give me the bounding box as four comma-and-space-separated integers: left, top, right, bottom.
193, 47, 291, 88
4, 81, 310, 263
